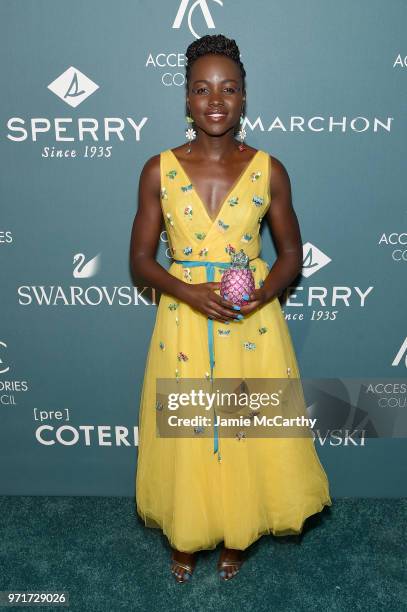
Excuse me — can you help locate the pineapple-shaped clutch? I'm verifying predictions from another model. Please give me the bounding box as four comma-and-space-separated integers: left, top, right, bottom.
220, 249, 255, 306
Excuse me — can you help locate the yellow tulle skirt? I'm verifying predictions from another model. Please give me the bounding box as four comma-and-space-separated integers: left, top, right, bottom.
135, 259, 332, 553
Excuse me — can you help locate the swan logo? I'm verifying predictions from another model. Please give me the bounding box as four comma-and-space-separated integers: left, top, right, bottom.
172, 0, 223, 39
73, 252, 101, 278
47, 67, 99, 108
301, 242, 332, 278
392, 337, 407, 368
17, 252, 156, 307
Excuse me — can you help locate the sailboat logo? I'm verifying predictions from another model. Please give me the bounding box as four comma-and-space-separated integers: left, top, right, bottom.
302, 242, 332, 278
47, 66, 99, 108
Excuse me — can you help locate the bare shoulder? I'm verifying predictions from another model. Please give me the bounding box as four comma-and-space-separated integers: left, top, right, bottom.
266, 152, 290, 178
263, 152, 291, 196
139, 152, 161, 181
137, 152, 162, 200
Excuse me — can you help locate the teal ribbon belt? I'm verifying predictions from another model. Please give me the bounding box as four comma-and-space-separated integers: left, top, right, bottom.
173, 257, 256, 462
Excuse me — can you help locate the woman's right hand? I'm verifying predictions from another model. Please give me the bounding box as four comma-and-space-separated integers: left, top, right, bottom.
181, 282, 242, 323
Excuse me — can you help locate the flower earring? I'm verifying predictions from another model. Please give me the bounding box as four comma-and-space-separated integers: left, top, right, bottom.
236, 112, 247, 151
185, 111, 196, 154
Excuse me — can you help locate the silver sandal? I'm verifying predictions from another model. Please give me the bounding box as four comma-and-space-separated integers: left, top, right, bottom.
171, 558, 194, 583
218, 558, 244, 581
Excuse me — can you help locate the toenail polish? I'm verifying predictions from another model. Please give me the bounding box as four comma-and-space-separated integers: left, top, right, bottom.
233, 305, 241, 310
236, 314, 244, 320
242, 293, 250, 300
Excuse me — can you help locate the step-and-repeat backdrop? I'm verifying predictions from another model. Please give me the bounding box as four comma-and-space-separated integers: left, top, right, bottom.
1, 0, 406, 496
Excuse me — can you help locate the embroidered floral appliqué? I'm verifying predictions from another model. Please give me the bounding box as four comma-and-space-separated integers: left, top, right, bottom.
217, 219, 229, 232
217, 329, 231, 336
184, 206, 193, 220
183, 268, 192, 282
252, 195, 264, 207
228, 196, 239, 207
250, 171, 262, 182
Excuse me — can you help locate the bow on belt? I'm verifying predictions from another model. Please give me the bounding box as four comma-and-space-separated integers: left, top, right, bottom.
173, 258, 256, 462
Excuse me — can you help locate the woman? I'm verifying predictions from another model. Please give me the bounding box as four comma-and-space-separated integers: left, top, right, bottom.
131, 34, 332, 582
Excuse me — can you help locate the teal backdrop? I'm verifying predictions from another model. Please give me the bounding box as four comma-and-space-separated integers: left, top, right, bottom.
1, 0, 406, 496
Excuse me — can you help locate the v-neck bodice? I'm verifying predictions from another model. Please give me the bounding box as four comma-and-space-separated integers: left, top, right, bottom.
160, 147, 271, 263
167, 148, 262, 223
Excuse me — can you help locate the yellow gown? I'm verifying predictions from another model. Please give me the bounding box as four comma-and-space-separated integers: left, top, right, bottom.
135, 148, 332, 553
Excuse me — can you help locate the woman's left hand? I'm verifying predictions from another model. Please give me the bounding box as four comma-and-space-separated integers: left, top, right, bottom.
225, 288, 273, 317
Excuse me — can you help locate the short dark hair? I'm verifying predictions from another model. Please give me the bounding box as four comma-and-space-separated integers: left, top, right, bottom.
185, 34, 246, 96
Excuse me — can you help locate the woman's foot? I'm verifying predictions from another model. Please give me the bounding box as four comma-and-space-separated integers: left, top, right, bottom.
170, 548, 196, 583
217, 547, 245, 581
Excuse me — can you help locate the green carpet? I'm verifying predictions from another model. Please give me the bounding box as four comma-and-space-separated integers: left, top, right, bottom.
0, 497, 405, 611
